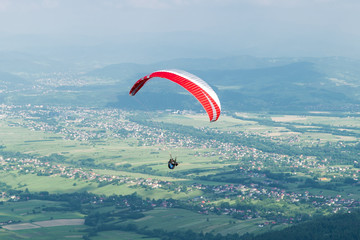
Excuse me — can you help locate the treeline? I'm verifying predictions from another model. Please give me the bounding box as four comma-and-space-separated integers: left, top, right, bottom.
41, 154, 117, 170
131, 116, 360, 166
241, 210, 360, 240
8, 187, 360, 240
13, 190, 247, 240
83, 222, 243, 240
0, 149, 32, 159
16, 191, 156, 211
197, 168, 294, 187
84, 211, 360, 240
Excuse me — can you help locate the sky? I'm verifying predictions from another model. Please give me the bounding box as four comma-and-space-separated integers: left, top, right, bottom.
0, 0, 359, 63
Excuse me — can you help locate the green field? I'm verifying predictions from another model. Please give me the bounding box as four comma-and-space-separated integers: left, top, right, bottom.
0, 199, 86, 239
125, 207, 274, 236
0, 225, 87, 240
0, 200, 84, 223
92, 230, 161, 240
1, 110, 360, 239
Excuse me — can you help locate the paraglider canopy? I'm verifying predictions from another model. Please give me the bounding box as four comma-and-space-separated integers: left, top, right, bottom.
129, 69, 221, 122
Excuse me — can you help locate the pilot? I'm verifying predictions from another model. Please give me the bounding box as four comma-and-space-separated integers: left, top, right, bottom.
168, 155, 179, 169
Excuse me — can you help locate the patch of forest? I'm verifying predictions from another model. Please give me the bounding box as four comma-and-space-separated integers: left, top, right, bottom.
242, 210, 360, 240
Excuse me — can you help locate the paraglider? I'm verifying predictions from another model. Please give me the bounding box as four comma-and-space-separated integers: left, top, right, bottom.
129, 69, 221, 169
168, 154, 179, 169
129, 69, 221, 122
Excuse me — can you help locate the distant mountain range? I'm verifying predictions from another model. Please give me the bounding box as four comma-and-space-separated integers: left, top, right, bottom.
87, 56, 360, 112
0, 55, 359, 112
0, 52, 71, 73
0, 71, 30, 89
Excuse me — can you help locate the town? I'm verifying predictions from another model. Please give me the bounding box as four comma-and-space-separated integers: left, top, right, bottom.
0, 104, 360, 232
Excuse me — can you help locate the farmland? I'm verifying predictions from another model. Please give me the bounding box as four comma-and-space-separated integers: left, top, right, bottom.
0, 104, 360, 239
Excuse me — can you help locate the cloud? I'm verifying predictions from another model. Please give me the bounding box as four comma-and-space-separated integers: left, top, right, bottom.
127, 0, 172, 9
102, 0, 194, 9
237, 0, 342, 8
41, 0, 59, 9
0, 0, 59, 12
0, 0, 10, 11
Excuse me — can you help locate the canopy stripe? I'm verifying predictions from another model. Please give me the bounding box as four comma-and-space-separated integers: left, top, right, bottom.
129, 69, 221, 122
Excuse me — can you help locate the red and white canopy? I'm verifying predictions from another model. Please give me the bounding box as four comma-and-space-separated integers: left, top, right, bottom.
129, 69, 221, 122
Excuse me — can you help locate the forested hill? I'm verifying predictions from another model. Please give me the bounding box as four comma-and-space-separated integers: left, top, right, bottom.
244, 211, 360, 240
1, 55, 360, 112
88, 56, 360, 112
0, 71, 30, 90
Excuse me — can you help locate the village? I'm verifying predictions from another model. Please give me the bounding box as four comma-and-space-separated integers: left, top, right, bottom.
1, 104, 359, 177
0, 150, 359, 226
1, 104, 360, 227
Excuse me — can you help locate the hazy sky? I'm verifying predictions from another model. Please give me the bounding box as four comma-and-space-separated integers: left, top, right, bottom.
0, 0, 359, 61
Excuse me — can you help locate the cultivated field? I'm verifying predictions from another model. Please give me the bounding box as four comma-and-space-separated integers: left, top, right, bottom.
1, 109, 360, 239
